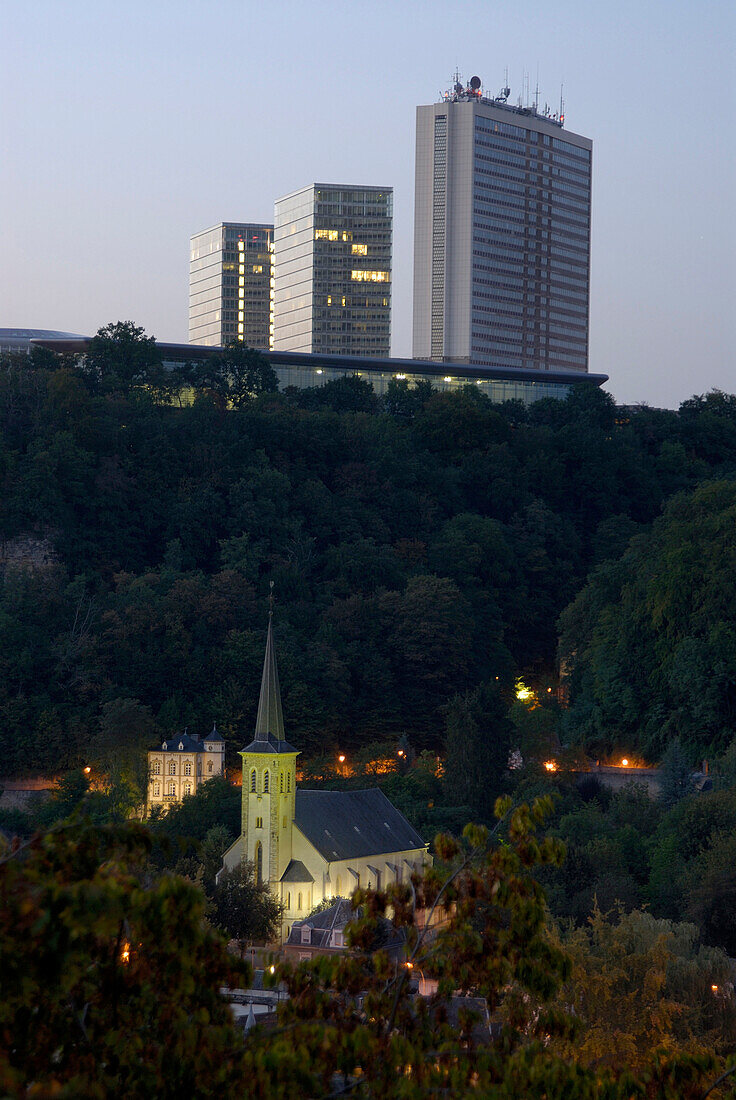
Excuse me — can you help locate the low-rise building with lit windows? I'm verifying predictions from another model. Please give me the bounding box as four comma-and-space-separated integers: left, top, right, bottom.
273, 184, 392, 357
147, 725, 225, 813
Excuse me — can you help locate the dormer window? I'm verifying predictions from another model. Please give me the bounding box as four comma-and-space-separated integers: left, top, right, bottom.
162, 742, 167, 751
178, 742, 184, 751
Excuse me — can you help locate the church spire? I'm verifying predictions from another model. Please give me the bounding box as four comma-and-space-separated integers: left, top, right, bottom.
254, 584, 285, 742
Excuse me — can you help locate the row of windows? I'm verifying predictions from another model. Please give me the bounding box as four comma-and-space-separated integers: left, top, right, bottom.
152, 759, 213, 776
152, 781, 193, 797
552, 137, 590, 160
250, 768, 292, 794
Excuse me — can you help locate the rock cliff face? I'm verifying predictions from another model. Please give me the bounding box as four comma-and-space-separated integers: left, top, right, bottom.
0, 535, 59, 574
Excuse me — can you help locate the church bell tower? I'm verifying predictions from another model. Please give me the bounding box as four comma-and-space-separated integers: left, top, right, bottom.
239, 601, 299, 887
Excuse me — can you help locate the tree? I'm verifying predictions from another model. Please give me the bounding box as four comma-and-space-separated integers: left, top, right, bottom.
0, 821, 247, 1097
660, 736, 694, 808
80, 321, 162, 395
443, 685, 512, 818
546, 906, 736, 1070
211, 859, 282, 953
198, 344, 279, 408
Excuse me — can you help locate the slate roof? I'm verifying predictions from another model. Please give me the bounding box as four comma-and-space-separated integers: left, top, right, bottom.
159, 733, 203, 753
204, 723, 225, 743
295, 788, 427, 862
280, 859, 314, 883
241, 614, 298, 754
241, 731, 299, 755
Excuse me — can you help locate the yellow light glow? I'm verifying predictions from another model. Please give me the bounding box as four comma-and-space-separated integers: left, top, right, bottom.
544, 761, 557, 772
252, 265, 263, 273
351, 243, 368, 255
239, 277, 245, 287
84, 766, 91, 774
444, 376, 452, 382
712, 984, 719, 993
395, 373, 406, 380
121, 941, 130, 965
238, 241, 244, 251
316, 368, 323, 375
269, 965, 275, 974
351, 269, 390, 282
338, 754, 345, 763
515, 680, 535, 703
397, 749, 404, 757
315, 229, 338, 241
404, 961, 413, 969
341, 296, 346, 307
621, 758, 629, 767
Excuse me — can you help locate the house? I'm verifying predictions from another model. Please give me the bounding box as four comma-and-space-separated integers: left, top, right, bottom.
147, 725, 225, 813
220, 610, 431, 940
284, 897, 408, 962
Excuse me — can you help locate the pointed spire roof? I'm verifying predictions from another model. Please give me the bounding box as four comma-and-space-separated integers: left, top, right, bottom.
255, 611, 285, 741
241, 597, 298, 755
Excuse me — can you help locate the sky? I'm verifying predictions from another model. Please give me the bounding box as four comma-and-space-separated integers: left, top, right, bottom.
1, 0, 734, 408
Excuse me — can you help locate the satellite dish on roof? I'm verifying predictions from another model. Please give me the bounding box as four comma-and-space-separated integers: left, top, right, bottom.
469, 75, 481, 90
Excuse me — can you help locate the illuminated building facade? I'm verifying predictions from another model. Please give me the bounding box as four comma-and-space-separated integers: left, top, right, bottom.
147, 726, 225, 814
189, 222, 274, 348
273, 184, 392, 356
413, 76, 592, 372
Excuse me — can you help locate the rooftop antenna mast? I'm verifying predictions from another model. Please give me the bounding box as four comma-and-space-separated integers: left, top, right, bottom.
559, 82, 565, 125
534, 63, 540, 111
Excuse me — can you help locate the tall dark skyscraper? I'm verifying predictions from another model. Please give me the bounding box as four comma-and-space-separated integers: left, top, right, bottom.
413, 75, 592, 372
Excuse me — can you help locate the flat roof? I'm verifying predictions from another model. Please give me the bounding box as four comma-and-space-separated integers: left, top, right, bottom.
30, 336, 607, 388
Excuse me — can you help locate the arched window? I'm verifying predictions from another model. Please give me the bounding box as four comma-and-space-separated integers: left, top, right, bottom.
183, 782, 192, 796
250, 769, 256, 793
298, 892, 302, 911
184, 761, 192, 776
264, 770, 269, 793
153, 761, 160, 775
280, 773, 284, 794
287, 892, 291, 910
255, 842, 263, 886
207, 761, 213, 773
169, 761, 176, 775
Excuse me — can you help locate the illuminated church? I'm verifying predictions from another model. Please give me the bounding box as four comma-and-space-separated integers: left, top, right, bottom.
220, 610, 431, 940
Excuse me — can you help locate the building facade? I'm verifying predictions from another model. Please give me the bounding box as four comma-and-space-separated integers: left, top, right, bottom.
220, 612, 430, 941
147, 727, 225, 813
413, 76, 592, 372
273, 184, 393, 357
33, 336, 609, 407
189, 223, 274, 348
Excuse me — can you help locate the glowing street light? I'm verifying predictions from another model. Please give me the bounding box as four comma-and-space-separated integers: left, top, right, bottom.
621, 758, 629, 767
338, 754, 345, 764
544, 761, 557, 773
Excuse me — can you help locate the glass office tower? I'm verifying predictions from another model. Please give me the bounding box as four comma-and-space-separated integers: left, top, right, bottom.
273, 184, 392, 356
189, 223, 274, 348
413, 79, 592, 371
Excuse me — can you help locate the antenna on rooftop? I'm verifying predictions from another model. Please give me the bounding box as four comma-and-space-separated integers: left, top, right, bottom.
559, 82, 565, 126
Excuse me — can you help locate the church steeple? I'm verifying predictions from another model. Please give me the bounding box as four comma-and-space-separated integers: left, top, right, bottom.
254, 608, 285, 742
238, 591, 300, 900
241, 587, 297, 755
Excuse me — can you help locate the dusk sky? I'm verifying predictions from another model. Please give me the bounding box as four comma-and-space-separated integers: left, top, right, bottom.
2, 0, 733, 407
